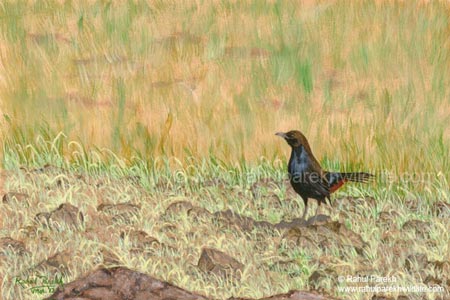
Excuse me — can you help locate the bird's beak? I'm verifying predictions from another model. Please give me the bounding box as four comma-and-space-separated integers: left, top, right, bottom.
275, 132, 287, 139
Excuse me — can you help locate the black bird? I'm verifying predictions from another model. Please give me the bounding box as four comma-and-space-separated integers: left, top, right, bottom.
276, 130, 374, 219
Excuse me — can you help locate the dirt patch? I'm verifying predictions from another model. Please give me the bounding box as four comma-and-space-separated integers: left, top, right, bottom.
283, 221, 368, 255
2, 192, 29, 204
120, 229, 160, 248
31, 250, 73, 276
214, 209, 273, 231
35, 203, 84, 231
370, 296, 396, 300
377, 209, 401, 226
0, 171, 6, 197
165, 200, 194, 215
401, 219, 432, 238
1, 168, 446, 300
163, 202, 367, 256
198, 247, 244, 279
432, 200, 450, 217
0, 237, 29, 257
97, 202, 141, 224
233, 290, 337, 300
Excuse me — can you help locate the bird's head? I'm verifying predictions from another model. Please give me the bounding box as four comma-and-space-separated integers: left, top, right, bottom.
275, 130, 309, 148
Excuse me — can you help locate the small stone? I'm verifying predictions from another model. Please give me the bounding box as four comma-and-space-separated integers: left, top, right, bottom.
2, 192, 29, 204
197, 248, 244, 279
0, 237, 29, 256
404, 253, 428, 272
35, 203, 84, 230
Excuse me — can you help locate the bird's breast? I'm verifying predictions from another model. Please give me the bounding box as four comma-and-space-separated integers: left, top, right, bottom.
288, 146, 310, 176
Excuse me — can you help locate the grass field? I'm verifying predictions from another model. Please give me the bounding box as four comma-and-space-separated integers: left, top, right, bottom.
0, 1, 449, 300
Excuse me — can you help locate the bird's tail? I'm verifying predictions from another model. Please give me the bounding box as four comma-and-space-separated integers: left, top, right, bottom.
339, 172, 374, 183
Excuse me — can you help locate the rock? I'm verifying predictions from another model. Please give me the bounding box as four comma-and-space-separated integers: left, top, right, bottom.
33, 250, 72, 274
283, 221, 368, 255
188, 206, 213, 221
403, 199, 419, 211
401, 220, 431, 238
55, 177, 70, 189
214, 209, 257, 231
42, 251, 71, 268
203, 178, 226, 189
97, 202, 140, 223
250, 178, 282, 199
376, 244, 409, 261
160, 224, 178, 233
45, 267, 209, 300
197, 247, 244, 279
2, 192, 29, 204
19, 225, 38, 238
165, 201, 194, 214
35, 203, 84, 230
261, 194, 284, 209
97, 202, 140, 215
119, 230, 159, 248
402, 255, 450, 282
308, 268, 337, 288
45, 267, 338, 300
275, 218, 307, 230
378, 210, 401, 226
283, 228, 318, 250
0, 237, 29, 256
380, 229, 402, 243
432, 201, 450, 217
214, 209, 272, 231
28, 164, 63, 174
35, 212, 51, 224
98, 249, 121, 266
305, 215, 331, 226
263, 291, 335, 300
232, 290, 337, 300
370, 296, 395, 300
428, 260, 450, 274
404, 254, 428, 272
268, 260, 302, 278
155, 178, 172, 190
333, 197, 376, 213
315, 255, 359, 276
424, 275, 442, 285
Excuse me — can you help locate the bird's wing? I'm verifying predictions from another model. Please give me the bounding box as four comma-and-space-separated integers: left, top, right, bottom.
324, 171, 346, 193
308, 155, 330, 196
304, 171, 330, 197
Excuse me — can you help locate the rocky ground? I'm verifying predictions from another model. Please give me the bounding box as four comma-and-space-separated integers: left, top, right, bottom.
45, 266, 335, 300
0, 167, 449, 300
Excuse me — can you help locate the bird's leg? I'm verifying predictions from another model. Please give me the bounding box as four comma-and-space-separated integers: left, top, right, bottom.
325, 196, 333, 213
315, 202, 321, 217
301, 198, 308, 220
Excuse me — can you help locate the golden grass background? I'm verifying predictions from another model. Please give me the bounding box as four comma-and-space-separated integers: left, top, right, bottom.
0, 0, 449, 176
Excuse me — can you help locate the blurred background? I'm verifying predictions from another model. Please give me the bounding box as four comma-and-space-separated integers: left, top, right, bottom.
0, 0, 449, 177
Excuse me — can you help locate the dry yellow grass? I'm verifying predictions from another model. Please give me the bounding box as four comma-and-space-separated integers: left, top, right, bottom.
0, 168, 448, 300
